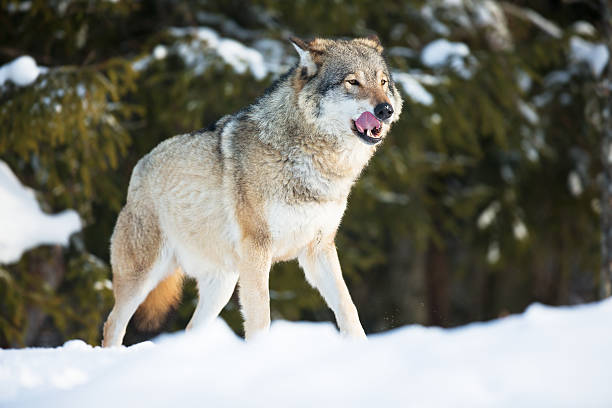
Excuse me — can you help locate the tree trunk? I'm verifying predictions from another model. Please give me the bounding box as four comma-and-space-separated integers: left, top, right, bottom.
600, 0, 612, 298
388, 236, 427, 327
425, 240, 450, 326
22, 246, 66, 346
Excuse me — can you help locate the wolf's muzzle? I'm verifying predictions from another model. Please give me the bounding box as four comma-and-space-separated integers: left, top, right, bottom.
374, 103, 394, 121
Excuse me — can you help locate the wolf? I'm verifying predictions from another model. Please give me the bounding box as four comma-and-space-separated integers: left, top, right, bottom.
102, 35, 402, 346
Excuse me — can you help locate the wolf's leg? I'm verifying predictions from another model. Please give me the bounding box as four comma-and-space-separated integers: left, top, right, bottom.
102, 252, 175, 347
186, 271, 239, 330
298, 242, 367, 339
237, 248, 272, 340
102, 206, 171, 347
102, 279, 153, 347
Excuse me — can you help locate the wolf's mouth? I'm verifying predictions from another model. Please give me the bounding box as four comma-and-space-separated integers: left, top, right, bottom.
352, 112, 383, 145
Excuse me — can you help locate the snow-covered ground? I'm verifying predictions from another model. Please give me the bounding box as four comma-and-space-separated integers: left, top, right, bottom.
2, 298, 611, 407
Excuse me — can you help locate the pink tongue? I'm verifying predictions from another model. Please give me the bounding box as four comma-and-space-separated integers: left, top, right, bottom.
355, 111, 381, 134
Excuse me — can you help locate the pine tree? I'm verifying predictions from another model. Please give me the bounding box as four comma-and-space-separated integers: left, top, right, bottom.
0, 0, 608, 346
599, 0, 612, 297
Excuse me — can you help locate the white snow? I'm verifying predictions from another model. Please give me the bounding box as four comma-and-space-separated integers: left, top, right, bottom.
568, 171, 583, 197
6, 0, 31, 13
516, 70, 532, 92
93, 279, 113, 291
572, 21, 596, 37
216, 38, 267, 80
392, 72, 434, 106
543, 70, 571, 87
0, 55, 47, 87
422, 39, 470, 67
473, 0, 500, 26
487, 241, 500, 263
569, 36, 609, 78
421, 39, 472, 78
474, 0, 512, 49
442, 0, 463, 7
0, 160, 81, 264
132, 27, 286, 80
513, 220, 528, 240
477, 201, 500, 229
420, 5, 451, 36
253, 38, 288, 75
517, 100, 539, 125
522, 140, 540, 162
169, 26, 272, 80
430, 113, 442, 125
152, 45, 168, 60
3, 298, 612, 407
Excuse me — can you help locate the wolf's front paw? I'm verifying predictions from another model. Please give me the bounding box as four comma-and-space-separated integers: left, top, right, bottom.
342, 326, 367, 340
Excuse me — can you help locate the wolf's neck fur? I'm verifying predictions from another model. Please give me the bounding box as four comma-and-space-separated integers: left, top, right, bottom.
241, 67, 376, 198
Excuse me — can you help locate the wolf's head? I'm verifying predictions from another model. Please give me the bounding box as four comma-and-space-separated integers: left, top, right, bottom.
291, 36, 403, 146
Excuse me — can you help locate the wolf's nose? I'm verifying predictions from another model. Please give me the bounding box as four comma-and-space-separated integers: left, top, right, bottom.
374, 103, 394, 120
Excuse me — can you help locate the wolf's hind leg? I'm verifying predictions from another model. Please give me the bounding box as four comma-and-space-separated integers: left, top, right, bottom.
186, 271, 239, 330
102, 279, 152, 347
102, 206, 172, 347
103, 253, 177, 347
298, 241, 366, 339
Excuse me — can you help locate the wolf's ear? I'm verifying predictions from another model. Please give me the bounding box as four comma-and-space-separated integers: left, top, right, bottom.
356, 35, 384, 54
290, 37, 323, 78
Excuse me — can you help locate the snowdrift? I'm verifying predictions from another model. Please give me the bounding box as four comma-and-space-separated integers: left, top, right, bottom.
2, 298, 611, 407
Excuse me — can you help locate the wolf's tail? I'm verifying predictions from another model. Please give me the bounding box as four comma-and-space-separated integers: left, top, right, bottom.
134, 268, 184, 331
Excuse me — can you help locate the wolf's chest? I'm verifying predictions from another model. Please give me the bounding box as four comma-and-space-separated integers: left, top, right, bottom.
266, 200, 347, 261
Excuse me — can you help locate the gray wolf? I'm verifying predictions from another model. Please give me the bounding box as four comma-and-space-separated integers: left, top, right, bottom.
102, 35, 403, 346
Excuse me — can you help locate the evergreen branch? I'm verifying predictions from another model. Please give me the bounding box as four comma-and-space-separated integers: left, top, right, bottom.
499, 2, 563, 38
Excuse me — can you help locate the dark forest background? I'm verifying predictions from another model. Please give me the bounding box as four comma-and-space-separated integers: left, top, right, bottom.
1, 0, 610, 347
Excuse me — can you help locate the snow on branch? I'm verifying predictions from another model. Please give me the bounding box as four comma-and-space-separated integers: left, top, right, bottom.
421, 39, 474, 78
570, 36, 610, 78
0, 161, 81, 264
134, 26, 288, 80
392, 72, 434, 106
0, 55, 47, 88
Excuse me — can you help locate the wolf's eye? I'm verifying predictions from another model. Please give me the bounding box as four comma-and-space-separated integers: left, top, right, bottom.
347, 79, 360, 86
381, 79, 387, 86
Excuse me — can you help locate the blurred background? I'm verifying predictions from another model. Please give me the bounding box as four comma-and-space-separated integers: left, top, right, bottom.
0, 0, 610, 347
